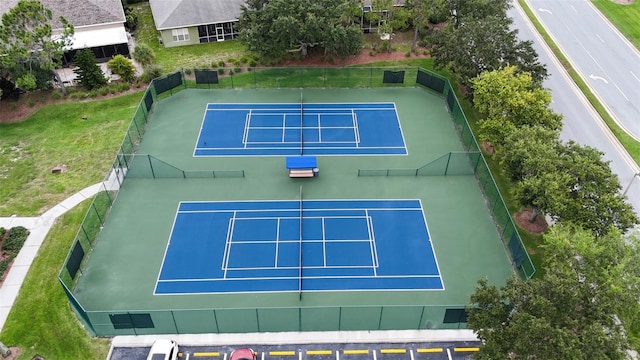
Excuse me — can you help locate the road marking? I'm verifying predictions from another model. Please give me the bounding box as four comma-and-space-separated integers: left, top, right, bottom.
589, 74, 609, 84
596, 34, 604, 43
380, 349, 406, 354
373, 350, 377, 360
416, 349, 443, 353
409, 349, 414, 360
631, 71, 640, 83
453, 347, 480, 352
446, 349, 452, 360
343, 350, 369, 355
307, 351, 333, 355
194, 352, 220, 357
570, 4, 577, 12
270, 351, 297, 356
538, 8, 552, 14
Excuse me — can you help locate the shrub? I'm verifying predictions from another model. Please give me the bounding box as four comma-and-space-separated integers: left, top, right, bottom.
405, 50, 411, 57
218, 60, 225, 67
0, 258, 12, 276
239, 55, 249, 64
140, 64, 163, 83
227, 57, 237, 65
217, 68, 225, 75
99, 87, 110, 96
73, 49, 108, 90
3, 226, 29, 252
234, 67, 242, 73
51, 91, 63, 100
184, 68, 192, 75
108, 55, 136, 82
248, 59, 258, 67
132, 43, 155, 66
229, 69, 235, 75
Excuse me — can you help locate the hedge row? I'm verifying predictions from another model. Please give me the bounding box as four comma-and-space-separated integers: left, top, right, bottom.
0, 226, 30, 280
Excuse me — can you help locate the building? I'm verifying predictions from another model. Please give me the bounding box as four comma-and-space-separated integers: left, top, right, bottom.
149, 0, 244, 48
0, 0, 129, 66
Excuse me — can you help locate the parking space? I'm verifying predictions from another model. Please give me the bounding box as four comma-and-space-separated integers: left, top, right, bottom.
109, 342, 480, 360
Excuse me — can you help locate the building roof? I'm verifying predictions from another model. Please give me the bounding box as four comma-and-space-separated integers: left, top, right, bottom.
149, 0, 245, 30
0, 0, 125, 29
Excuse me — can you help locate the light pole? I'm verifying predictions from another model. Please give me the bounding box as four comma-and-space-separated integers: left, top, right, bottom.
623, 172, 640, 196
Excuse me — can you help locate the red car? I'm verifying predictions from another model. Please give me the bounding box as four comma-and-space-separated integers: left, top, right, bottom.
230, 348, 257, 360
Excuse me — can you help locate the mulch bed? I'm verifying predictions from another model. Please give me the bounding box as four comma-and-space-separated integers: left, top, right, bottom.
514, 209, 548, 234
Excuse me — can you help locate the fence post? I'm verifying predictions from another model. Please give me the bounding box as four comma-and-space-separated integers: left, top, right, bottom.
147, 155, 156, 178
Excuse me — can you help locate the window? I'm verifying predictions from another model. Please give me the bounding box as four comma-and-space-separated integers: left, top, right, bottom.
171, 28, 190, 42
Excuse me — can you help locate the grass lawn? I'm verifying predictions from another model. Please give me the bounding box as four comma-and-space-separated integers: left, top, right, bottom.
591, 0, 640, 49
131, 2, 250, 73
0, 200, 110, 360
0, 92, 142, 216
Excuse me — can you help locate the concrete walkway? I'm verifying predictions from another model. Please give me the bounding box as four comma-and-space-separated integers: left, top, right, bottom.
0, 181, 108, 332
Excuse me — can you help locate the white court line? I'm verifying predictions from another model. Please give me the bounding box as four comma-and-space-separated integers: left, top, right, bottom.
281, 115, 286, 143
275, 218, 280, 267
366, 211, 379, 272
242, 111, 250, 148
322, 217, 327, 267
353, 111, 361, 145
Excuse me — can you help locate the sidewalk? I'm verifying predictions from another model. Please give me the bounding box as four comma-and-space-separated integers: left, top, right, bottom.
0, 181, 107, 331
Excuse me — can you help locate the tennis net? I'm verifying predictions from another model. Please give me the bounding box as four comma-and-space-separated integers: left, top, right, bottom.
299, 185, 303, 300
300, 92, 304, 155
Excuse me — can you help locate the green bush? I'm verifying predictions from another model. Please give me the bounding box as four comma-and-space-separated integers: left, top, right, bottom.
227, 57, 237, 65
234, 67, 242, 73
0, 258, 12, 276
239, 55, 249, 64
108, 55, 137, 82
218, 60, 225, 67
184, 68, 192, 75
217, 68, 225, 75
140, 64, 163, 83
99, 87, 110, 96
248, 59, 258, 67
3, 226, 29, 252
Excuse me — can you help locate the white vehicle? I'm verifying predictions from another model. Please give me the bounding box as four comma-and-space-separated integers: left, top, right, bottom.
146, 339, 179, 360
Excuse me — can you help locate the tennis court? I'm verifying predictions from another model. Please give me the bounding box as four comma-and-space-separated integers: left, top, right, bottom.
156, 199, 442, 295
63, 74, 523, 335
194, 102, 407, 156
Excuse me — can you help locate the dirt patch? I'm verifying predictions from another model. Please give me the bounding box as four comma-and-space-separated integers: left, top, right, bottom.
514, 209, 548, 234
280, 46, 429, 67
0, 347, 21, 360
610, 0, 634, 4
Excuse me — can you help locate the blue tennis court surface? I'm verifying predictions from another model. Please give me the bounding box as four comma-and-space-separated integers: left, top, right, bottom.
155, 199, 443, 294
194, 103, 407, 156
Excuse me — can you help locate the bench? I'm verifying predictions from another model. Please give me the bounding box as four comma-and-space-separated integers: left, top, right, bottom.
289, 169, 315, 178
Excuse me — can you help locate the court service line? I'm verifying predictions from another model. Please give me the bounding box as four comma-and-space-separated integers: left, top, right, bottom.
275, 218, 280, 267
222, 215, 235, 278
365, 211, 377, 276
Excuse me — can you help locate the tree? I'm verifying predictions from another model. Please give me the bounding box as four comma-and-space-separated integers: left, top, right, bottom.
445, 0, 510, 28
430, 16, 547, 87
0, 0, 74, 93
132, 43, 156, 67
73, 49, 107, 90
467, 225, 640, 359
552, 141, 638, 237
366, 0, 411, 53
471, 66, 562, 148
238, 0, 363, 61
107, 55, 136, 82
404, 0, 447, 52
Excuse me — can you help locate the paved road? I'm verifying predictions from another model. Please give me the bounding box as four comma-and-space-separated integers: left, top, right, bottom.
109, 342, 481, 360
509, 1, 640, 215
526, 0, 640, 140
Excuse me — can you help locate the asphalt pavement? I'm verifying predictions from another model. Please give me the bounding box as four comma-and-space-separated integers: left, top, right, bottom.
526, 0, 640, 140
511, 1, 640, 215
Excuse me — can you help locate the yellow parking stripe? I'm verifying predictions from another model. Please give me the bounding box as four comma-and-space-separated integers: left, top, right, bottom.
343, 350, 369, 355
380, 349, 406, 354
307, 351, 333, 355
453, 347, 480, 352
416, 348, 443, 353
269, 351, 297, 356
194, 353, 220, 357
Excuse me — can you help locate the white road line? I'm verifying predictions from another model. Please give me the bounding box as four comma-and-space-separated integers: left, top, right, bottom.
611, 81, 630, 101
446, 349, 452, 360
630, 71, 640, 83
595, 34, 604, 43
570, 4, 577, 12
409, 349, 414, 360
372, 349, 377, 360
